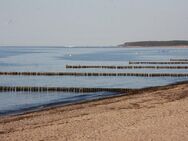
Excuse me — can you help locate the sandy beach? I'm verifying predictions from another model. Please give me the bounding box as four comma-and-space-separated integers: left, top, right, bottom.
0, 82, 188, 141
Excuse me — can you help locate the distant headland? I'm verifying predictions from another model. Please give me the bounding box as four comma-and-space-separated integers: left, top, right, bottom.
119, 40, 188, 47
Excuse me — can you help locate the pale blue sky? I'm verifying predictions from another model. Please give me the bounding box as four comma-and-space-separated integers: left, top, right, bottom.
0, 0, 188, 46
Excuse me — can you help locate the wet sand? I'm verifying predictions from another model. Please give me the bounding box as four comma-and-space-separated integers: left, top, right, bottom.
0, 83, 188, 141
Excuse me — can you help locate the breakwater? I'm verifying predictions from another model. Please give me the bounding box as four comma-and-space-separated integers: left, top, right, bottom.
170, 59, 188, 61
129, 61, 188, 64
66, 65, 188, 69
0, 72, 188, 77
0, 86, 132, 93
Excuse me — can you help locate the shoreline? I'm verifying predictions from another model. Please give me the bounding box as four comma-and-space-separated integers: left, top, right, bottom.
0, 80, 188, 117
0, 81, 188, 140
0, 81, 187, 117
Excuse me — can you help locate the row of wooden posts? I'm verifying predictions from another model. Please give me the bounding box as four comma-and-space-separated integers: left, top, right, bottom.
129, 61, 188, 64
0, 86, 132, 93
0, 72, 188, 77
170, 59, 188, 61
0, 59, 187, 93
66, 65, 188, 69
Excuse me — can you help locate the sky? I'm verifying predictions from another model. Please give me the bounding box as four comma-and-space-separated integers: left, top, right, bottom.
0, 0, 188, 46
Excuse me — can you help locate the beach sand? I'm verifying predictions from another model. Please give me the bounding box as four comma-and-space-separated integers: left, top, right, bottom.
0, 83, 188, 141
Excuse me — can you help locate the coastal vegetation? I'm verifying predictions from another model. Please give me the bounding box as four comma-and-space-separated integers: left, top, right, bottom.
120, 40, 188, 47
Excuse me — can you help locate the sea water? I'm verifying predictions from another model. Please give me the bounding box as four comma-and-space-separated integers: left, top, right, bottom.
0, 46, 188, 115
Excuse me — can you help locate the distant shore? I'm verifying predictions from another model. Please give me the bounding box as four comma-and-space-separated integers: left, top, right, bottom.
120, 40, 188, 47
0, 81, 188, 141
120, 45, 188, 48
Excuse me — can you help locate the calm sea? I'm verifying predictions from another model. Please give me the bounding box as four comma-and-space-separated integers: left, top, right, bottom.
0, 46, 188, 115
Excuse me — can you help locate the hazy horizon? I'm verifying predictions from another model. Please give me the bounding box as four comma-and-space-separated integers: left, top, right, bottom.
0, 0, 188, 46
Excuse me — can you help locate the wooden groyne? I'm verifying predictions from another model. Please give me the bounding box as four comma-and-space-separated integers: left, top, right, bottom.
0, 86, 132, 93
0, 72, 188, 77
129, 61, 188, 64
170, 59, 188, 61
66, 65, 188, 69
